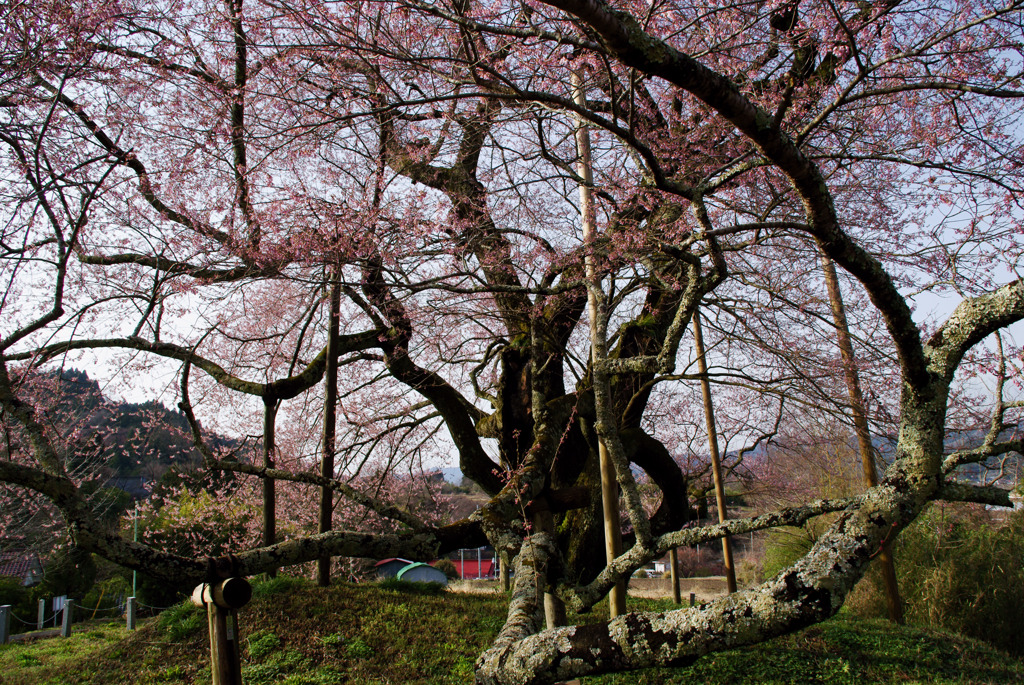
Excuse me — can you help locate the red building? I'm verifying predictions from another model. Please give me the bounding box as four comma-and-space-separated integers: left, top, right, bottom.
452, 558, 494, 579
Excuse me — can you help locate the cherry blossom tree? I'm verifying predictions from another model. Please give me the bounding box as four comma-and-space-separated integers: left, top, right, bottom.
1, 1, 1023, 683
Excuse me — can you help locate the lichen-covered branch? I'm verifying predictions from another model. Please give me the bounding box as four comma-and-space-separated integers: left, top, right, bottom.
560, 496, 856, 613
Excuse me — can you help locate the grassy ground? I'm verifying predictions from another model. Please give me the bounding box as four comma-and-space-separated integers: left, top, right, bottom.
1, 575, 1021, 684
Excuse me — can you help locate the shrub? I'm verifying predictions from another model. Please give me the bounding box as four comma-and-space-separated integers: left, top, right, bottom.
890, 504, 1024, 656
0, 577, 37, 633
81, 575, 132, 619
433, 559, 459, 580
673, 546, 727, 579
41, 544, 97, 600
761, 526, 816, 580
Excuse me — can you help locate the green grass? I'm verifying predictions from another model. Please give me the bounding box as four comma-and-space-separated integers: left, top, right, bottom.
1, 577, 1021, 684
586, 611, 1024, 684
0, 619, 129, 685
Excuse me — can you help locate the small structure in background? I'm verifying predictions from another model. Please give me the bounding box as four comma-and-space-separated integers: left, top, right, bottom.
105, 475, 151, 501
374, 558, 414, 579
396, 563, 447, 585
451, 557, 494, 579
376, 558, 448, 585
0, 550, 43, 587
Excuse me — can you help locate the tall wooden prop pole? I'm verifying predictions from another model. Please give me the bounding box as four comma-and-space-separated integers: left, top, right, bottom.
819, 253, 903, 623
319, 271, 342, 586
573, 70, 626, 618
669, 548, 681, 604
692, 311, 737, 594
262, 399, 278, 577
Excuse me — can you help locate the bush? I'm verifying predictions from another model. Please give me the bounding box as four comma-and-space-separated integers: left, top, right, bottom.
41, 544, 97, 600
433, 558, 459, 580
673, 546, 727, 578
81, 575, 132, 619
761, 526, 817, 580
0, 577, 38, 633
890, 504, 1024, 656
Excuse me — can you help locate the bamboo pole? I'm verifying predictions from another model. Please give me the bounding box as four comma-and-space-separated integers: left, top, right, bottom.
692, 311, 737, 593
573, 69, 625, 618
819, 253, 903, 623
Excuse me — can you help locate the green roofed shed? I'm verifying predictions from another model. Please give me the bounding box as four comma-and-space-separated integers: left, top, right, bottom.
396, 562, 447, 585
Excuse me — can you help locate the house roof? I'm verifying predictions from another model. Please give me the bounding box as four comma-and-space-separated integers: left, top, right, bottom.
374, 557, 413, 567
0, 551, 41, 580
106, 476, 151, 500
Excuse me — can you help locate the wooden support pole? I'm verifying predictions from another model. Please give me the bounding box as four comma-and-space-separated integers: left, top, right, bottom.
60, 600, 74, 638
192, 578, 252, 685
319, 270, 342, 587
534, 506, 566, 629
262, 400, 279, 578
499, 556, 510, 593
573, 68, 625, 620
820, 253, 903, 624
669, 548, 681, 604
692, 311, 737, 594
126, 597, 137, 631
0, 605, 10, 644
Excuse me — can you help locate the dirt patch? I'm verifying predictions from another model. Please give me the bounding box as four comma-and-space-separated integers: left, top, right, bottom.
449, 579, 501, 594
627, 576, 728, 603
448, 576, 729, 604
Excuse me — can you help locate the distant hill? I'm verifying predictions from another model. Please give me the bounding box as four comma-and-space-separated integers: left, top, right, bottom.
50, 368, 240, 481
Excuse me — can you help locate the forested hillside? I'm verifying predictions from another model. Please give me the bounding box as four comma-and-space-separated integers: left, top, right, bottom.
47, 368, 239, 481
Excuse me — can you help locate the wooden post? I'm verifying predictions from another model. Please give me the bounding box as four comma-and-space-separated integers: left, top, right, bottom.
820, 252, 904, 624
37, 598, 45, 631
669, 549, 681, 604
319, 270, 342, 587
60, 600, 74, 638
262, 400, 279, 578
0, 605, 10, 644
533, 506, 566, 629
692, 311, 737, 594
126, 597, 137, 631
192, 578, 252, 685
499, 556, 510, 592
689, 592, 696, 607
573, 68, 626, 620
